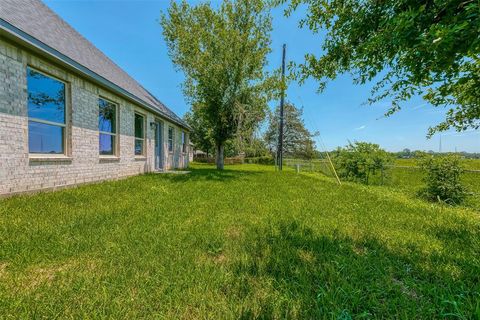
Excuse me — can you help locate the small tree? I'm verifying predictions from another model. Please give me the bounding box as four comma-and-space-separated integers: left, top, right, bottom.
418, 155, 468, 205
333, 142, 394, 184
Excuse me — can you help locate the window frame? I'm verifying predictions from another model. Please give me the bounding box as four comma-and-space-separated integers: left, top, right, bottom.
98, 97, 119, 157
168, 126, 174, 153
26, 66, 69, 157
134, 112, 146, 157
181, 131, 187, 154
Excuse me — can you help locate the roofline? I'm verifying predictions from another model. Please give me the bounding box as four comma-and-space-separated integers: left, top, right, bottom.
0, 18, 190, 130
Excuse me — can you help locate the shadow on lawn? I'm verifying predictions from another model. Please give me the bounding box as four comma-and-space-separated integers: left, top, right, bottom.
230, 221, 479, 319
158, 167, 261, 183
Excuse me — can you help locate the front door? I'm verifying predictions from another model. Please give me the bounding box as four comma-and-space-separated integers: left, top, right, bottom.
154, 121, 163, 170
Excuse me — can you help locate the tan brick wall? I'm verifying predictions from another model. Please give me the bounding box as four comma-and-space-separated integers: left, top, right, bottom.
0, 38, 189, 196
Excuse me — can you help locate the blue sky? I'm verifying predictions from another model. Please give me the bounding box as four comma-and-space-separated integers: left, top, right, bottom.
44, 0, 479, 152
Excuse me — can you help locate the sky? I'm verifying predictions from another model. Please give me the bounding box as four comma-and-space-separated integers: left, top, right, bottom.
43, 0, 480, 153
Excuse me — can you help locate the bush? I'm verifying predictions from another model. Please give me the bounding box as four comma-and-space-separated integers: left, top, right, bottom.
418, 155, 468, 205
244, 156, 274, 165
332, 142, 394, 184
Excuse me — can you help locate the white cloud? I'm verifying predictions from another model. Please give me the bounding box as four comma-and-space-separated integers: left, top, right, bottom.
354, 125, 366, 131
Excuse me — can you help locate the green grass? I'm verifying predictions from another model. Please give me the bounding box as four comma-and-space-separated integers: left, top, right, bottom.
387, 159, 480, 209
396, 158, 480, 171
1, 164, 479, 319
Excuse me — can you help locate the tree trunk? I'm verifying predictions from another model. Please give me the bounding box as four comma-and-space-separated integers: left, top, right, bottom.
216, 143, 224, 170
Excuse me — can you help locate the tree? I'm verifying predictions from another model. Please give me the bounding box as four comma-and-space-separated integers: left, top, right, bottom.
265, 102, 317, 159
418, 154, 468, 204
183, 109, 214, 157
161, 0, 276, 169
283, 0, 480, 137
332, 142, 394, 184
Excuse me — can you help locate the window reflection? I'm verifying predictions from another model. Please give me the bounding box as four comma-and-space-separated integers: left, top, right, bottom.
27, 67, 66, 154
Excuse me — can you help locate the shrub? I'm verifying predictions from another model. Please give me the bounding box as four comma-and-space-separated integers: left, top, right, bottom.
332, 142, 394, 184
244, 156, 274, 165
418, 155, 468, 205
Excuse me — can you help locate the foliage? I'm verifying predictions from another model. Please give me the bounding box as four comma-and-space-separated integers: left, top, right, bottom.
243, 136, 270, 158
333, 142, 394, 184
284, 0, 480, 136
183, 110, 214, 156
1, 164, 479, 318
244, 155, 275, 165
418, 155, 468, 204
161, 0, 277, 169
264, 102, 317, 159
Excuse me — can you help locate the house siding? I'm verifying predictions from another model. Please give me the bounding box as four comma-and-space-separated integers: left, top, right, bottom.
0, 38, 188, 196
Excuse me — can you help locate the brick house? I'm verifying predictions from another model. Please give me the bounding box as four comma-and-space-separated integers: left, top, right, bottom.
0, 0, 190, 196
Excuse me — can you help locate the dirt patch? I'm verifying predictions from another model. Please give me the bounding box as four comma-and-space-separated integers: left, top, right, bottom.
392, 278, 419, 300
0, 262, 8, 278
298, 249, 316, 263
14, 258, 98, 293
212, 253, 228, 265
352, 245, 367, 256
225, 226, 242, 240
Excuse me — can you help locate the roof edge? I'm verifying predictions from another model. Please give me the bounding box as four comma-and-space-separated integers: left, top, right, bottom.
0, 18, 190, 130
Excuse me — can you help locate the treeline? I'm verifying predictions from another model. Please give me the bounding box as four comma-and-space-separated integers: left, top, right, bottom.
186, 101, 317, 161
395, 149, 480, 159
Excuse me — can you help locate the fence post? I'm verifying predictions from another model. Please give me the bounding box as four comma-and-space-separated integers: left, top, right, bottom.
296, 164, 300, 173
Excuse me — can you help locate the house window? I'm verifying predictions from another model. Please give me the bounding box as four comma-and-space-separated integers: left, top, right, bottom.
181, 131, 187, 153
27, 67, 66, 154
134, 113, 145, 156
98, 98, 117, 156
168, 126, 174, 153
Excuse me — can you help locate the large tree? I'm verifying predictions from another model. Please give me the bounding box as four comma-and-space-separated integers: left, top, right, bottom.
283, 0, 479, 136
265, 102, 317, 159
161, 0, 276, 169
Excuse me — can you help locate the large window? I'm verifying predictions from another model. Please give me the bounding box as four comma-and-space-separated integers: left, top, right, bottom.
181, 131, 187, 153
98, 98, 117, 156
168, 126, 174, 153
27, 67, 66, 154
134, 113, 145, 156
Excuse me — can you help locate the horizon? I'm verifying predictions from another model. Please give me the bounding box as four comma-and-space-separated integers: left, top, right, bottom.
43, 0, 480, 153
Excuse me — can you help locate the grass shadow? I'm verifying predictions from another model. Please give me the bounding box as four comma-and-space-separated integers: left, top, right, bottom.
154, 166, 262, 183
230, 221, 479, 319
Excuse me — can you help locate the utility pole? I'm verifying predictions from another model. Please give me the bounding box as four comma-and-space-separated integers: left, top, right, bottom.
277, 44, 286, 171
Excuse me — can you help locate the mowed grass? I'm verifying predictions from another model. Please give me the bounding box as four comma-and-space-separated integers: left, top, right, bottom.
389, 159, 480, 209
0, 164, 479, 319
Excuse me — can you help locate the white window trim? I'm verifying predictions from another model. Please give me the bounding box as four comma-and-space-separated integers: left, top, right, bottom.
181, 131, 187, 154
134, 112, 146, 157
98, 97, 119, 158
27, 66, 69, 158
168, 126, 174, 154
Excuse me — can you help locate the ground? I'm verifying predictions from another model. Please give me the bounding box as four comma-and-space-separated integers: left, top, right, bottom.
0, 164, 479, 319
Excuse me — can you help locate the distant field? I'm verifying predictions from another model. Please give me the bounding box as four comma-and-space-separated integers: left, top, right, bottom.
284, 158, 480, 209
396, 158, 480, 171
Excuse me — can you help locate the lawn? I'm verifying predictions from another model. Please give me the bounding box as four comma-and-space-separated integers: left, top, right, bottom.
0, 164, 479, 318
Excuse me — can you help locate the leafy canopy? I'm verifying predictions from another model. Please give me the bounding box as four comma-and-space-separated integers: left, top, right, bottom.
265, 102, 317, 159
332, 141, 394, 184
284, 0, 480, 136
418, 154, 468, 204
183, 110, 214, 156
161, 0, 277, 168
